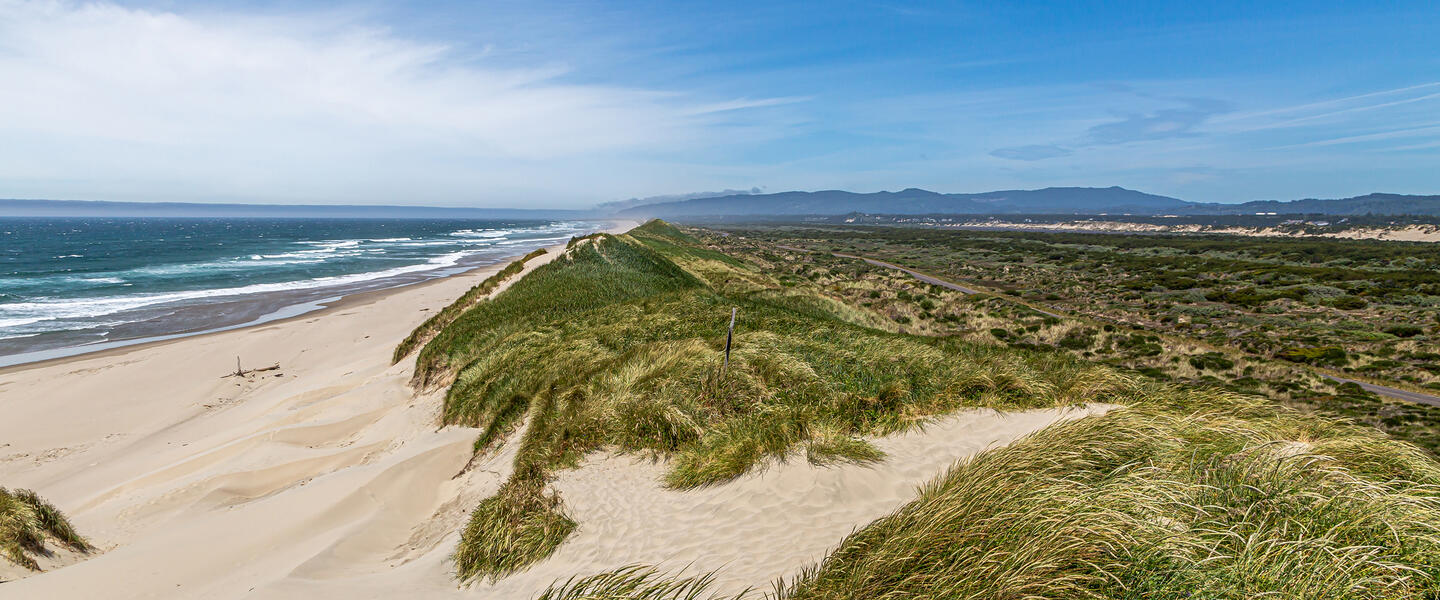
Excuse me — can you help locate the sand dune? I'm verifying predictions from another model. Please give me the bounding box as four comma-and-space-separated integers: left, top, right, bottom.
0, 222, 1110, 598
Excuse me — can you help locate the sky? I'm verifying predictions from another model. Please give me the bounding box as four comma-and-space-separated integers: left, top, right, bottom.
1, 0, 1437, 208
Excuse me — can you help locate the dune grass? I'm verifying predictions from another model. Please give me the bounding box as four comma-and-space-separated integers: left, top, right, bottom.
0, 487, 90, 571
537, 389, 1440, 599
774, 389, 1440, 599
392, 247, 548, 363
411, 220, 1137, 581
413, 221, 1440, 591
536, 565, 734, 600
453, 476, 575, 581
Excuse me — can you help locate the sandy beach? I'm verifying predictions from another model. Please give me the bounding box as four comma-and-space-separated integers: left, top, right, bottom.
0, 220, 1109, 599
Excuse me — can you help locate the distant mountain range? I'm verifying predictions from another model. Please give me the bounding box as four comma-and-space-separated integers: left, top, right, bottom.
615, 187, 1440, 218
5, 188, 1440, 219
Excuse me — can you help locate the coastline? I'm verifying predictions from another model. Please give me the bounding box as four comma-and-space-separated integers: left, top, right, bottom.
0, 221, 627, 373
1, 218, 1104, 599
0, 220, 637, 593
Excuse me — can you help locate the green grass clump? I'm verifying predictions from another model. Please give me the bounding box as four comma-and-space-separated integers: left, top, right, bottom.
413, 221, 1138, 581
775, 390, 1440, 600
536, 565, 738, 600
0, 487, 91, 571
454, 477, 576, 581
539, 389, 1440, 599
392, 247, 548, 363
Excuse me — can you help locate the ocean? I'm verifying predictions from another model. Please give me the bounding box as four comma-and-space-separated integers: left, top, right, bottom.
0, 217, 601, 366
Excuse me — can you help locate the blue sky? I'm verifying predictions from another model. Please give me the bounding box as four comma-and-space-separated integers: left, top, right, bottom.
1, 0, 1437, 207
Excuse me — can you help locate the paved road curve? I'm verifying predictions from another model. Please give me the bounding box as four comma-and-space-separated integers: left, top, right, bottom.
830, 252, 986, 295
776, 244, 1065, 319
1322, 374, 1440, 408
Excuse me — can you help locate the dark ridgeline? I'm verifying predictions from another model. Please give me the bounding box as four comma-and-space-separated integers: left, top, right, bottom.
6, 188, 1440, 221
613, 187, 1440, 218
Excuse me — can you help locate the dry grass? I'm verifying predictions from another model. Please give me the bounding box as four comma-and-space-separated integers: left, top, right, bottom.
535, 390, 1440, 599
0, 487, 90, 571
417, 221, 1440, 591
417, 221, 1135, 581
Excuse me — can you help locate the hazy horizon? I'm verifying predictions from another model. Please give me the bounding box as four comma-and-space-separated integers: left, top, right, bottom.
2, 1, 1438, 208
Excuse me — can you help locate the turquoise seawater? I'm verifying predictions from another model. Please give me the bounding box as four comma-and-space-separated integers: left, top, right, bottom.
0, 217, 597, 364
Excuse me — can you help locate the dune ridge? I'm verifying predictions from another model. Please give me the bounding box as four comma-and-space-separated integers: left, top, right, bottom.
0, 220, 1120, 598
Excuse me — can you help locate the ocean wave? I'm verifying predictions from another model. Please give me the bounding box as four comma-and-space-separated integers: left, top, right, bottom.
1, 221, 599, 337
494, 235, 573, 246
0, 250, 476, 329
300, 239, 361, 249
450, 229, 509, 239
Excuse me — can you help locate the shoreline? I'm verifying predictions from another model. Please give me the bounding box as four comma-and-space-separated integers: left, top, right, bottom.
0, 221, 628, 374
0, 218, 1114, 599
0, 220, 638, 592
0, 260, 496, 374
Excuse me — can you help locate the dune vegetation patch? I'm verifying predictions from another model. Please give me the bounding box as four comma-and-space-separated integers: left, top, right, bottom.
543, 390, 1440, 599
392, 247, 548, 363
0, 487, 91, 572
410, 220, 1138, 581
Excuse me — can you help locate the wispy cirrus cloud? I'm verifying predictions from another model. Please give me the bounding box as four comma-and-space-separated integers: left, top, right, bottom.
991, 95, 1231, 161
988, 145, 1072, 161
0, 0, 801, 204
1082, 97, 1231, 144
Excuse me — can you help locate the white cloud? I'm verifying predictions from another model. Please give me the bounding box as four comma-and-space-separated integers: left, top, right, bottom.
0, 0, 796, 204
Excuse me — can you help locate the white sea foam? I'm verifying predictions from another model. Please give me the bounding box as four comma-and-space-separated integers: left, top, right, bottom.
0, 221, 598, 337
450, 229, 508, 239
0, 250, 475, 329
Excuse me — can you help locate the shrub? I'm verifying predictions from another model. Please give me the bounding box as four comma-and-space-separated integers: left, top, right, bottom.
1057, 328, 1095, 350
1385, 324, 1424, 338
1277, 346, 1349, 366
1187, 352, 1235, 371
1331, 295, 1368, 310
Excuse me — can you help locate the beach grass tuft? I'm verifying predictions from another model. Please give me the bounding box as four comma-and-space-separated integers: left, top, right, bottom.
536, 564, 742, 600
0, 487, 91, 571
453, 477, 575, 581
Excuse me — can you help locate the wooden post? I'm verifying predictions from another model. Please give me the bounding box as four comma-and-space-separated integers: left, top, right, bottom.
235, 356, 243, 377
723, 307, 737, 374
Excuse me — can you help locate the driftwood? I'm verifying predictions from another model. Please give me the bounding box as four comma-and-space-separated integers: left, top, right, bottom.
223, 356, 281, 378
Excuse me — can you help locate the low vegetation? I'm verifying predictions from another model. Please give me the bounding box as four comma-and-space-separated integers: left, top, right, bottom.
0, 487, 90, 571
409, 220, 1440, 594
412, 221, 1133, 581
722, 224, 1440, 454
536, 565, 731, 600
776, 390, 1440, 599
545, 389, 1440, 598
392, 247, 547, 362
